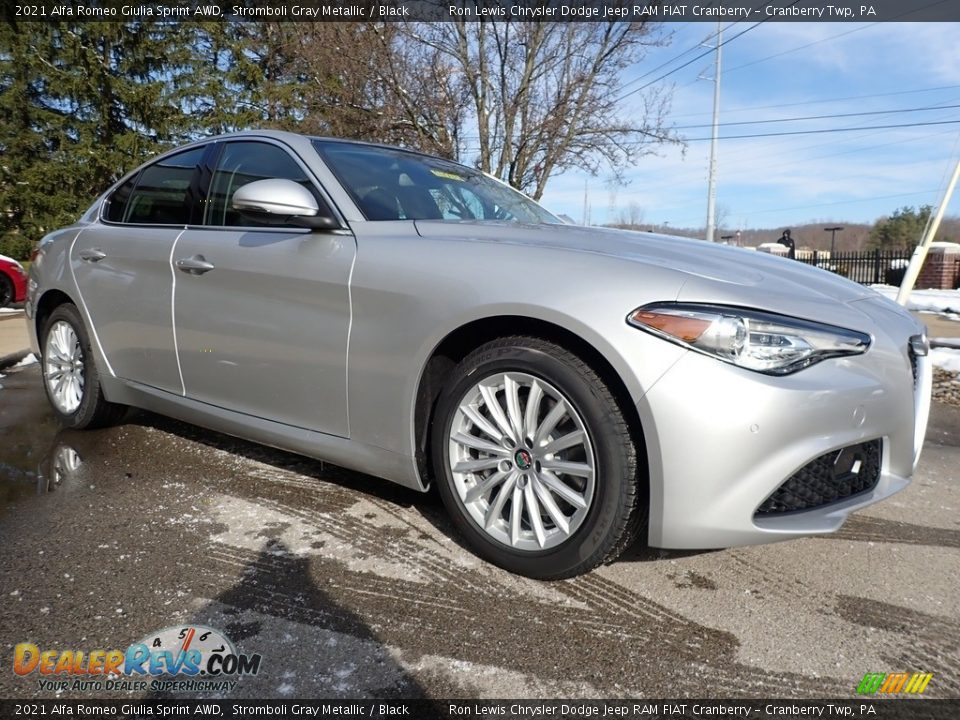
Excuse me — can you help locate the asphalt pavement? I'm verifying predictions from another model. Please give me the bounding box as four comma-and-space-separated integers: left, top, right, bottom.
0, 308, 29, 368
0, 363, 958, 701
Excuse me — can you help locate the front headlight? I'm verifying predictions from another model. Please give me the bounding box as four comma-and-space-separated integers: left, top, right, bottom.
627, 302, 871, 375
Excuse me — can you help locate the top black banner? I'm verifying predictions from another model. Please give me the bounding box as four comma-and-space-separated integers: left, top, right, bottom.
5, 0, 960, 23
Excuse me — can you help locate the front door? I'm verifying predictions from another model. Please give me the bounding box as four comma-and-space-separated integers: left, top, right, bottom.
173, 140, 355, 436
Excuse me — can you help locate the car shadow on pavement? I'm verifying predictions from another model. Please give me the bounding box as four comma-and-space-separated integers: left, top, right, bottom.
128, 409, 470, 547
130, 409, 724, 570
617, 544, 722, 563
143, 538, 447, 706
130, 410, 439, 509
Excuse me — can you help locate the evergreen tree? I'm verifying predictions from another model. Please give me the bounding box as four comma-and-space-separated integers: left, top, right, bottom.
0, 21, 187, 239
177, 22, 270, 136
868, 206, 933, 249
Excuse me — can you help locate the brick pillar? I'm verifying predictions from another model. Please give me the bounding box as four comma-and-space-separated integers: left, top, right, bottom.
917, 243, 960, 290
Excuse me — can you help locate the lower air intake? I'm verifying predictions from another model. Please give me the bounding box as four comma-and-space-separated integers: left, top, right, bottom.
755, 439, 882, 516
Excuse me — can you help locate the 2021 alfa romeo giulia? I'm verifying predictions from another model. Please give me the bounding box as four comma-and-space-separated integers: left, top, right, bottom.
27, 130, 932, 578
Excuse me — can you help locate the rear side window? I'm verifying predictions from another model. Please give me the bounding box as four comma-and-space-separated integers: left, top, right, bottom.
104, 174, 138, 223
204, 141, 324, 227
109, 146, 206, 225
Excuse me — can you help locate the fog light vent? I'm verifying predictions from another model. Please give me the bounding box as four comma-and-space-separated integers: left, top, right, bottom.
755, 439, 882, 516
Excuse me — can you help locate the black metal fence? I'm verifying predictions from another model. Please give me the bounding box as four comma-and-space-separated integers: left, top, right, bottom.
793, 248, 912, 285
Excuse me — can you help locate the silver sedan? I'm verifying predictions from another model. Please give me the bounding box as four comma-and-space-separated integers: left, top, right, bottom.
26, 131, 932, 578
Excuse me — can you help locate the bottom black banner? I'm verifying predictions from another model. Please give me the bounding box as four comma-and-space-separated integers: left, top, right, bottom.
2, 699, 958, 720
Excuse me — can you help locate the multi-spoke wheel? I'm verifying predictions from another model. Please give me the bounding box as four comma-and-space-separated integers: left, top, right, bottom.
433, 336, 644, 579
44, 320, 85, 415
448, 372, 595, 552
41, 304, 125, 429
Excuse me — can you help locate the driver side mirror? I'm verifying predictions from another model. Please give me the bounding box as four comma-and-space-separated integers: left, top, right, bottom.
231, 179, 340, 230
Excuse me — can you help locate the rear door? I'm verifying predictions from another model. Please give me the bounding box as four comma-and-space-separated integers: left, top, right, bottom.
173, 139, 356, 436
71, 145, 210, 394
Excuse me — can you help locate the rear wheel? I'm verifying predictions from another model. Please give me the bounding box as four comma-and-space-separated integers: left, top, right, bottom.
41, 304, 125, 429
432, 336, 643, 579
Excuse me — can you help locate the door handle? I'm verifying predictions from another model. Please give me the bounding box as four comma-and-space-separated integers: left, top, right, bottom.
79, 248, 107, 262
175, 255, 216, 275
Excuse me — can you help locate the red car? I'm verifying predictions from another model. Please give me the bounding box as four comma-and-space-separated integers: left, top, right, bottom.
0, 254, 28, 308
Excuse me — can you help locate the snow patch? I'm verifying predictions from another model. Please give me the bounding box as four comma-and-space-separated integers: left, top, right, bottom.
13, 353, 37, 368
931, 348, 960, 374
399, 651, 606, 699
870, 285, 960, 314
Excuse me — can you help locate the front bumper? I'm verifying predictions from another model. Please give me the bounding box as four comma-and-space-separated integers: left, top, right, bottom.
637, 298, 930, 549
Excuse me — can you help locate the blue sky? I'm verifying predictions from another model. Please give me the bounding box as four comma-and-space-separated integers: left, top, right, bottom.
538, 21, 960, 232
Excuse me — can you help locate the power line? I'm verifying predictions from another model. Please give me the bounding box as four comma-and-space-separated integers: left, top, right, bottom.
670, 84, 960, 120
690, 94, 960, 173
667, 118, 960, 143
454, 103, 960, 143
744, 189, 942, 217
624, 0, 948, 103
718, 0, 955, 78
614, 19, 725, 96
722, 23, 879, 75
671, 103, 960, 131
615, 1, 803, 104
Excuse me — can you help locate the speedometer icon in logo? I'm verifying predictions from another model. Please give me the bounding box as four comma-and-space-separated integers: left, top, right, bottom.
138, 625, 235, 674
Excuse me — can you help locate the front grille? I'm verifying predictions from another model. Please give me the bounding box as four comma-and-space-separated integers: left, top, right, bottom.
908, 344, 920, 388
755, 439, 882, 516
907, 334, 930, 390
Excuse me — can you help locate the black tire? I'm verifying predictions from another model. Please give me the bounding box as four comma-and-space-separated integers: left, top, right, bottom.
0, 274, 13, 308
40, 304, 126, 429
432, 336, 644, 580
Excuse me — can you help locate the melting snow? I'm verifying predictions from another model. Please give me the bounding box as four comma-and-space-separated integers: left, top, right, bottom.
870, 285, 960, 315
931, 347, 960, 374
10, 353, 38, 368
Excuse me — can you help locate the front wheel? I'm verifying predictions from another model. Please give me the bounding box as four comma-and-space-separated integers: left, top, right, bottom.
0, 275, 13, 308
432, 336, 644, 579
41, 304, 126, 429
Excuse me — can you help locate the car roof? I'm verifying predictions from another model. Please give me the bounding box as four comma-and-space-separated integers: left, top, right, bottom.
186, 129, 463, 168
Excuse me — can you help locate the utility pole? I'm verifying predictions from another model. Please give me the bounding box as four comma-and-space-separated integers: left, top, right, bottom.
824, 226, 844, 258
582, 178, 588, 226
705, 22, 723, 243
897, 155, 960, 305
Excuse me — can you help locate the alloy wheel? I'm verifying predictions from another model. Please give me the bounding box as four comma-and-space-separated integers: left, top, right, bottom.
447, 371, 596, 552
44, 320, 85, 415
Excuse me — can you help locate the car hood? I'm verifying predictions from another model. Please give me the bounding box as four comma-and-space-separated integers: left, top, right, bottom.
414, 220, 876, 311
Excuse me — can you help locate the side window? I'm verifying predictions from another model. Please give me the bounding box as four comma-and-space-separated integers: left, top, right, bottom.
119, 146, 206, 225
204, 141, 324, 227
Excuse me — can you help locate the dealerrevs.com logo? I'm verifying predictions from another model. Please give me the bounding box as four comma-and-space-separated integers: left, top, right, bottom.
13, 625, 262, 693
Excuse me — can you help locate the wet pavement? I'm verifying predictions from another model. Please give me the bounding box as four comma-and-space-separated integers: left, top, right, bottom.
0, 363, 958, 700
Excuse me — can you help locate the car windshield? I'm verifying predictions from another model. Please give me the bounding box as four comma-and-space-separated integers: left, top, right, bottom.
313, 140, 560, 224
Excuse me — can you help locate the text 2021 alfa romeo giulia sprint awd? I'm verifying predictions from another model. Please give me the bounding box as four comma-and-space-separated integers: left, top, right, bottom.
27, 131, 932, 578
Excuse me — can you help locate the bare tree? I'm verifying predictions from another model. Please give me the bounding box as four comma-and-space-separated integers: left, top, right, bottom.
613, 201, 646, 229
714, 203, 731, 235
405, 19, 677, 199
262, 23, 467, 159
